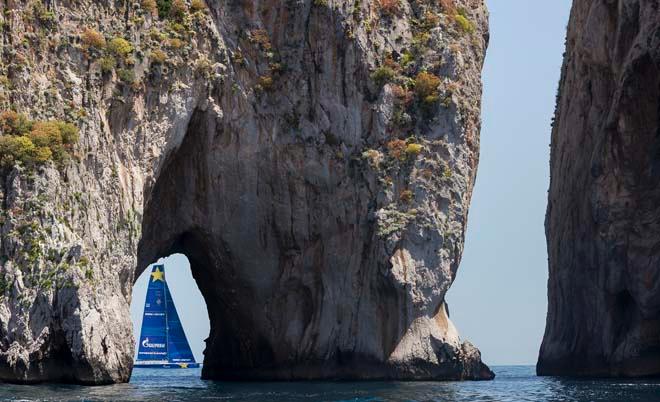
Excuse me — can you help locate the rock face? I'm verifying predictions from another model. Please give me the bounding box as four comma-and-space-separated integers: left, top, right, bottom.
540, 0, 660, 377
0, 0, 490, 383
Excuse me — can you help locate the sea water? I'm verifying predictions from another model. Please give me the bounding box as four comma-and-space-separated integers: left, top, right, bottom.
2, 366, 660, 401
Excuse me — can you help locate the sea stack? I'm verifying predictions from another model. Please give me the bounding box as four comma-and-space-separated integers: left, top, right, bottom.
0, 0, 490, 383
540, 0, 660, 377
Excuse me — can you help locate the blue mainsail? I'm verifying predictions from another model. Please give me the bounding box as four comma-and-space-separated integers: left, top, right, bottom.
134, 265, 199, 368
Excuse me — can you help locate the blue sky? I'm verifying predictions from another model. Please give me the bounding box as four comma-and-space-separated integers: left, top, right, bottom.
131, 1, 574, 367
446, 0, 572, 365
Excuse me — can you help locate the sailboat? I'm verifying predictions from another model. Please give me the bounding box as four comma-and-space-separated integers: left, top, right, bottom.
134, 264, 200, 368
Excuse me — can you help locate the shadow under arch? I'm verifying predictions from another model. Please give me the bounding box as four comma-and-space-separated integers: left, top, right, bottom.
134, 107, 273, 379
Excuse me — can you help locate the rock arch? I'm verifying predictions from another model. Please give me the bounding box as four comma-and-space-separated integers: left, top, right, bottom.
0, 0, 490, 383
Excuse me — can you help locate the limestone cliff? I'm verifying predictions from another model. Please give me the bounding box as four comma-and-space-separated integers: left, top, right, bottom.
540, 0, 660, 377
0, 0, 490, 383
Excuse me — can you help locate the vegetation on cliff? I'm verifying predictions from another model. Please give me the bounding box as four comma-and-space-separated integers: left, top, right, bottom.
364, 0, 478, 241
0, 111, 79, 169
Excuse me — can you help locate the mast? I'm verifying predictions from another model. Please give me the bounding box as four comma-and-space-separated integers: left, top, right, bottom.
135, 264, 169, 366
164, 267, 169, 361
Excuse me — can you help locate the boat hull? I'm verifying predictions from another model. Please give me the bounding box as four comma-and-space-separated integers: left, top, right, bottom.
134, 363, 200, 369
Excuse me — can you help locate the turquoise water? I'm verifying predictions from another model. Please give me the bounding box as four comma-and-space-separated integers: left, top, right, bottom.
2, 366, 660, 401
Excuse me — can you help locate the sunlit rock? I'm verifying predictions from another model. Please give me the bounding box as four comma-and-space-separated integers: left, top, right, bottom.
0, 0, 490, 383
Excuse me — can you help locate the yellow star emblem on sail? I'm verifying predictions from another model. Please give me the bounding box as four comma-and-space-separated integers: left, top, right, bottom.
151, 267, 165, 282
178, 363, 188, 368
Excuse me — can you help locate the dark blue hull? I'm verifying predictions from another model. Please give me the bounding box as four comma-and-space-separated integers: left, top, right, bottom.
134, 363, 200, 369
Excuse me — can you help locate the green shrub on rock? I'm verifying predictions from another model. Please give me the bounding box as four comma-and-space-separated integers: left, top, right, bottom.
0, 112, 79, 169
405, 143, 423, 157
142, 0, 158, 16
0, 111, 32, 135
150, 49, 167, 64
387, 139, 407, 161
58, 122, 79, 145
168, 38, 184, 49
0, 136, 36, 166
371, 66, 395, 87
190, 0, 207, 12
81, 28, 106, 50
107, 38, 133, 59
99, 56, 116, 74
117, 69, 136, 84
414, 71, 441, 105
29, 121, 76, 161
156, 0, 173, 18
454, 13, 475, 34
31, 145, 53, 163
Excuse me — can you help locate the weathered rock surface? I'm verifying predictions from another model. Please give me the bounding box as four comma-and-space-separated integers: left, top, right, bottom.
0, 0, 490, 383
540, 0, 660, 377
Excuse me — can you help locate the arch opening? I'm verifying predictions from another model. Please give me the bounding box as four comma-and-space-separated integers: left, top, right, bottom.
130, 254, 210, 369
133, 107, 273, 379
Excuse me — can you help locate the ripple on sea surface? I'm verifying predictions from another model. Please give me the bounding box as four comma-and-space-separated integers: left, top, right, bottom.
3, 366, 660, 401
